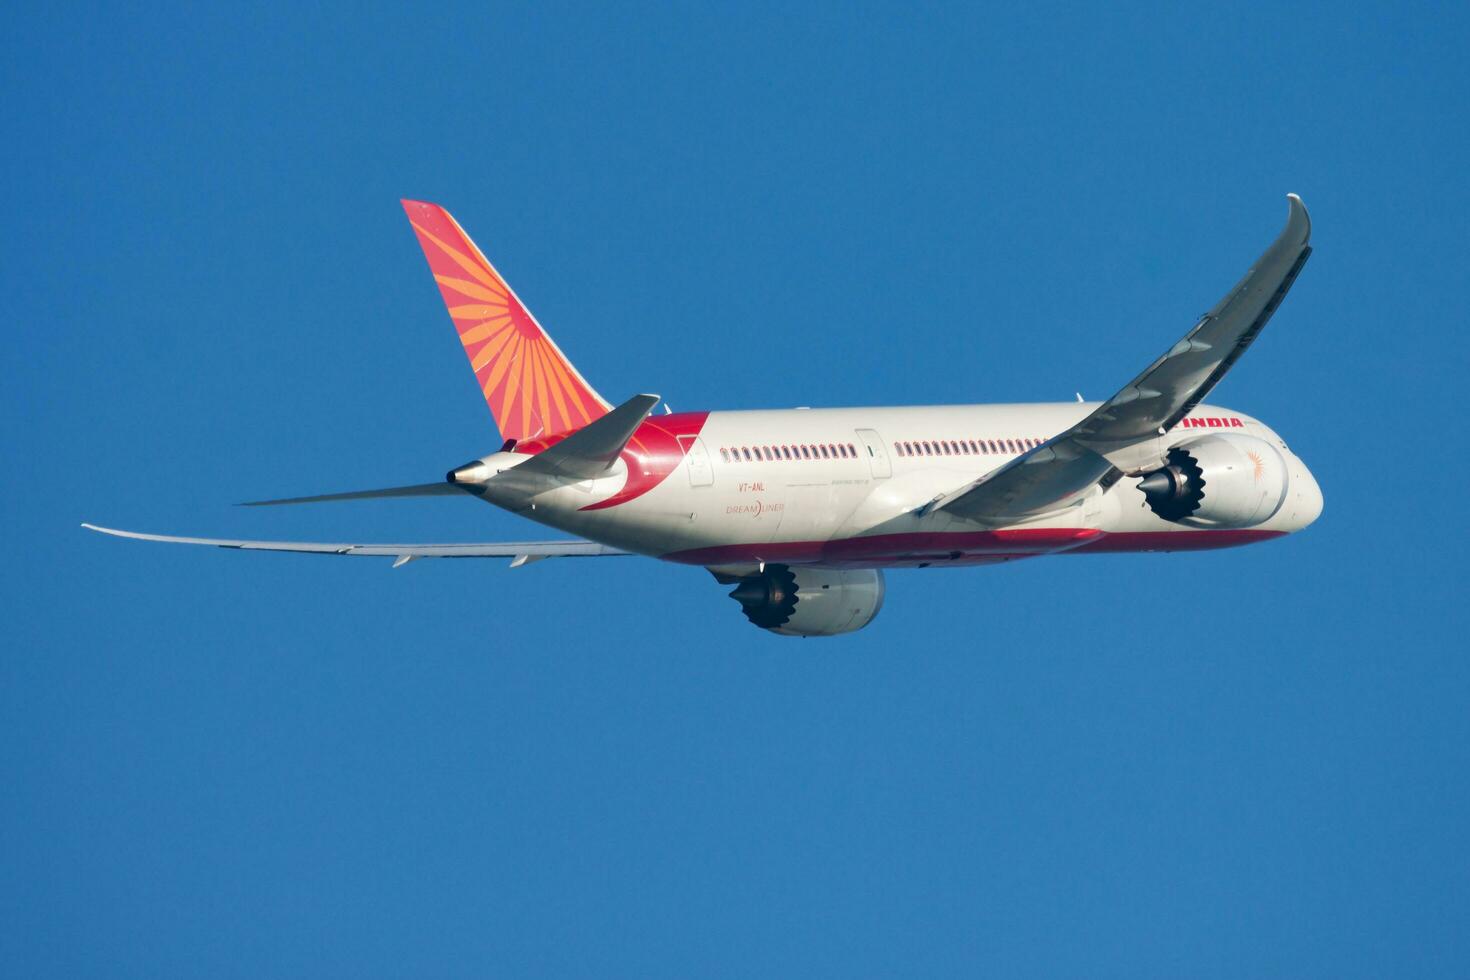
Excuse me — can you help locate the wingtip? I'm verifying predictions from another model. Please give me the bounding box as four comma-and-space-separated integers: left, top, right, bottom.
1283, 192, 1311, 245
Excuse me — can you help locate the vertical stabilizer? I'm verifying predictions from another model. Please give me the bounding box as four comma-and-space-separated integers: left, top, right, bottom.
402, 200, 611, 440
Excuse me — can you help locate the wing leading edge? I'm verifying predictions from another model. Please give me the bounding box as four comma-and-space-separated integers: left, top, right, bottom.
931, 194, 1312, 525
81, 524, 629, 567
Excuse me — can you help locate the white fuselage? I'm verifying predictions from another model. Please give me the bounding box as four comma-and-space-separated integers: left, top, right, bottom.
476, 401, 1323, 573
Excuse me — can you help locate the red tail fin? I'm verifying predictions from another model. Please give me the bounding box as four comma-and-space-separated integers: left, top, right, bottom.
402, 200, 611, 441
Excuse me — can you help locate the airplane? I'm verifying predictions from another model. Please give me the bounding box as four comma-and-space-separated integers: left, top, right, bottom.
86, 195, 1324, 636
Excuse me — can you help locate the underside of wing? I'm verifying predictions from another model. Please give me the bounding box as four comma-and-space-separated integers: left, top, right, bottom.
936, 194, 1312, 525
82, 523, 630, 566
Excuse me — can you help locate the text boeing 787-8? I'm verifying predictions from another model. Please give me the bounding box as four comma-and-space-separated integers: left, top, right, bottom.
87, 195, 1323, 636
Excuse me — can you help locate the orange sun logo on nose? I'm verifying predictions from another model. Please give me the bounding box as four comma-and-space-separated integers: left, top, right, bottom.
1247, 450, 1266, 482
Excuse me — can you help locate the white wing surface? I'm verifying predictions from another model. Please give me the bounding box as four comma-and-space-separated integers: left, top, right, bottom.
931, 194, 1313, 525
82, 523, 629, 566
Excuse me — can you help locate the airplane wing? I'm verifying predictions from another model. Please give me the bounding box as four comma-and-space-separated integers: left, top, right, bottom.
930, 194, 1313, 525
82, 523, 629, 567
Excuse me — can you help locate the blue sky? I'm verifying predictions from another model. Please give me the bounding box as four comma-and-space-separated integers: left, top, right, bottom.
4, 3, 1468, 976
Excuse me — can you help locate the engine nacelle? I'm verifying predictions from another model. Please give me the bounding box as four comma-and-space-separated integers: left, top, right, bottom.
1138, 433, 1289, 528
727, 565, 885, 637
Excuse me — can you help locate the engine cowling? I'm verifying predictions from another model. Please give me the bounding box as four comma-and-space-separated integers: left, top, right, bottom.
728, 565, 885, 637
1138, 433, 1289, 528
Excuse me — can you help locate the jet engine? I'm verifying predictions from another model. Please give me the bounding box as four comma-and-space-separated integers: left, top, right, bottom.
726, 565, 885, 637
1138, 433, 1289, 528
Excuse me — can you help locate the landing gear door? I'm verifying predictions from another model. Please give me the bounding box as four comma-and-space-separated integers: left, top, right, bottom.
679, 435, 714, 487
855, 429, 892, 479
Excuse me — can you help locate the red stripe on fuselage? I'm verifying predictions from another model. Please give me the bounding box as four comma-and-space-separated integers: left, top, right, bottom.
663, 528, 1285, 568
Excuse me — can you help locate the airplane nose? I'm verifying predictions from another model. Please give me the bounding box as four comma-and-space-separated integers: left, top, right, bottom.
1291, 459, 1324, 529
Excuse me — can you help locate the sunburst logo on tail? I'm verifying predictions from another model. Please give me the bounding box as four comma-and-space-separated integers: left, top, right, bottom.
402, 200, 611, 441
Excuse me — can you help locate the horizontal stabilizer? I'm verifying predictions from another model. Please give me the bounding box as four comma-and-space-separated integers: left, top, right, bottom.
240, 482, 473, 507
485, 392, 659, 498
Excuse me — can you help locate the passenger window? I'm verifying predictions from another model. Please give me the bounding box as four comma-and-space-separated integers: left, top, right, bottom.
781, 446, 792, 460
720, 448, 730, 462
969, 440, 979, 454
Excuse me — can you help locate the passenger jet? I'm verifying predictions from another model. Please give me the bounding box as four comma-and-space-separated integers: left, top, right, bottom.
86, 196, 1323, 636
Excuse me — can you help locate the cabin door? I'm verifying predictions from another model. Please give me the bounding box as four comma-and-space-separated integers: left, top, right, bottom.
679, 435, 715, 487
855, 429, 891, 479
